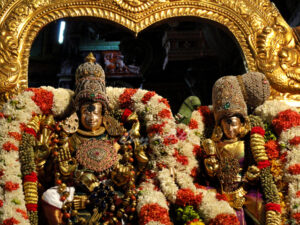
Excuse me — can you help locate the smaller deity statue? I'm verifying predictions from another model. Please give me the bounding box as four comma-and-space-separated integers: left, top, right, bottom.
36, 53, 148, 225
202, 72, 278, 224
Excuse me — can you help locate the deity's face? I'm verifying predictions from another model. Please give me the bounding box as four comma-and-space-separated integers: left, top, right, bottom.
80, 102, 103, 131
220, 116, 242, 140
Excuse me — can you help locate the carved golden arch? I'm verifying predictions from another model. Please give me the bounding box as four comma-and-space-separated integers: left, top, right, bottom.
0, 0, 299, 103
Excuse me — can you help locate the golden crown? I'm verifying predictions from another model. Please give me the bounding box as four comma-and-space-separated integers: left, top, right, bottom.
75, 52, 105, 85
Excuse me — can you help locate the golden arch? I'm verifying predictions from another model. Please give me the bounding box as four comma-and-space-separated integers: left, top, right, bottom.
0, 0, 299, 102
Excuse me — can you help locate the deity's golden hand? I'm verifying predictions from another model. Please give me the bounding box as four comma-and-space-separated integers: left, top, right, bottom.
203, 139, 219, 177
245, 165, 260, 182
58, 146, 77, 176
35, 115, 56, 161
111, 164, 131, 186
204, 157, 219, 177
73, 195, 89, 210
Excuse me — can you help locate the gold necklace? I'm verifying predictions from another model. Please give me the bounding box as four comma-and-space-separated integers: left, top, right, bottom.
77, 126, 106, 137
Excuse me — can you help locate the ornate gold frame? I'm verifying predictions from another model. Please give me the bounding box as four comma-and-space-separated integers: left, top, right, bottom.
0, 0, 299, 103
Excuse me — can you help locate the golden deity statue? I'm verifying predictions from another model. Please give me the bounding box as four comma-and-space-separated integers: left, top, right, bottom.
202, 72, 281, 225
29, 53, 148, 225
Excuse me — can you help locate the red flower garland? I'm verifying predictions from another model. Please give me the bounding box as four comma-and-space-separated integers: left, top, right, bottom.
139, 203, 172, 225
147, 122, 166, 136
296, 191, 300, 198
176, 128, 187, 140
121, 108, 133, 122
265, 140, 280, 159
142, 91, 156, 104
3, 142, 18, 152
24, 172, 38, 183
0, 199, 3, 207
8, 132, 22, 141
158, 98, 170, 108
251, 126, 265, 136
173, 150, 189, 165
272, 109, 300, 135
5, 181, 19, 191
0, 112, 5, 118
288, 164, 300, 175
26, 88, 54, 115
208, 214, 239, 225
119, 88, 138, 109
188, 119, 198, 129
293, 213, 300, 223
175, 189, 203, 206
2, 217, 20, 225
158, 109, 172, 119
26, 204, 38, 212
265, 203, 281, 213
163, 135, 178, 146
257, 160, 271, 169
24, 127, 37, 138
290, 136, 300, 146
216, 193, 228, 201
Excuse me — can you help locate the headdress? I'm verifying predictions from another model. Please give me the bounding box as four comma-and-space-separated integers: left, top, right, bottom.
75, 52, 105, 85
74, 53, 108, 111
212, 72, 270, 124
212, 76, 247, 124
238, 72, 270, 112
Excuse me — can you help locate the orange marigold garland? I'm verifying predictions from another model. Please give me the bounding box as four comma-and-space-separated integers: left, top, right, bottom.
265, 140, 280, 160
208, 214, 240, 225
158, 109, 172, 119
119, 88, 138, 109
188, 119, 198, 129
8, 132, 22, 141
5, 181, 19, 191
272, 109, 300, 135
139, 203, 172, 225
173, 150, 189, 165
2, 217, 20, 225
3, 141, 18, 152
26, 88, 54, 115
142, 91, 156, 104
175, 189, 203, 207
289, 136, 300, 146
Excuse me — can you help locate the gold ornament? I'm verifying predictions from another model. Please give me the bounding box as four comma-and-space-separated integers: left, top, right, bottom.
212, 125, 223, 142
250, 133, 268, 162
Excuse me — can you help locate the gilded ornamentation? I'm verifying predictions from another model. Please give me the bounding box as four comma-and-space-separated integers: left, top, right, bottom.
249, 16, 300, 100
0, 0, 299, 104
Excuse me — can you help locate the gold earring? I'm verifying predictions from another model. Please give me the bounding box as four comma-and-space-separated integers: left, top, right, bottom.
212, 125, 223, 142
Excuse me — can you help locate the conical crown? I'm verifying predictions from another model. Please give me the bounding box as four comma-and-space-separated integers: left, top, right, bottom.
75, 53, 105, 85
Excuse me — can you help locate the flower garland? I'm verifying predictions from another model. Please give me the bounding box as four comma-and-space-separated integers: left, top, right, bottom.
250, 126, 281, 224
108, 88, 239, 224
0, 87, 239, 225
0, 88, 72, 225
255, 100, 300, 224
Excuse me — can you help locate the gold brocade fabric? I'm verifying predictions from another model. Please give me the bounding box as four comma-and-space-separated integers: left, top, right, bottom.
244, 194, 264, 224
217, 140, 245, 162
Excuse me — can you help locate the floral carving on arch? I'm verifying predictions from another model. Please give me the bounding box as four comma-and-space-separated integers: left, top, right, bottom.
0, 0, 299, 103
